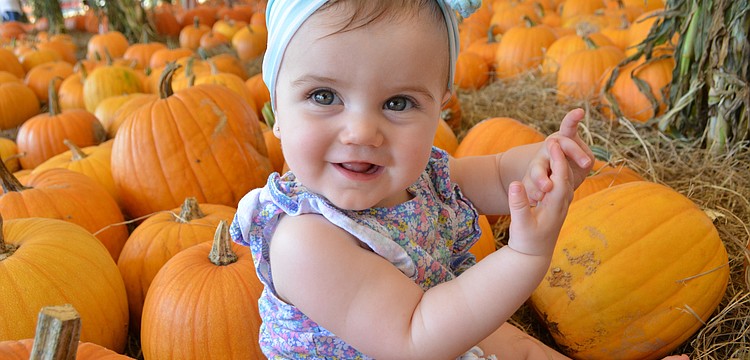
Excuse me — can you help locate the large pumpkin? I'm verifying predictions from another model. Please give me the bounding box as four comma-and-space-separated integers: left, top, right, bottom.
141, 221, 264, 359
0, 216, 129, 353
530, 181, 729, 359
116, 197, 237, 333
111, 65, 272, 218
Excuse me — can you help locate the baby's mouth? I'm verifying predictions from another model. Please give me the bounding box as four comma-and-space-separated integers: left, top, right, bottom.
338, 162, 380, 174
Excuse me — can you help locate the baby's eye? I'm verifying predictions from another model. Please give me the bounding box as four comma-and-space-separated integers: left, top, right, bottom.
384, 96, 414, 111
310, 89, 337, 105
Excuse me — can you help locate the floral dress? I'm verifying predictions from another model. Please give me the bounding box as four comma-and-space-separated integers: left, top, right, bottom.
230, 147, 482, 359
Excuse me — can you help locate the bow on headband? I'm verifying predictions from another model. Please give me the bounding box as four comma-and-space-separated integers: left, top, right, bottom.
261, 0, 482, 111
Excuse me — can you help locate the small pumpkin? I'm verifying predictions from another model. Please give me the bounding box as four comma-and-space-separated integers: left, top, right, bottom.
556, 37, 625, 103
0, 48, 25, 78
454, 51, 490, 90
231, 24, 268, 61
23, 61, 74, 104
17, 80, 106, 169
494, 20, 558, 79
179, 17, 212, 51
600, 55, 675, 122
530, 181, 729, 359
141, 221, 265, 359
86, 31, 129, 61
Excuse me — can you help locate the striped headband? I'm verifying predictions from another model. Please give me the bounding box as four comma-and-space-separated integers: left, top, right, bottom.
261, 0, 481, 111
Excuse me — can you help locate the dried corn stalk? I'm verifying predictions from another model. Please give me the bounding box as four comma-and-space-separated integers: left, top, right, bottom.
604, 0, 749, 153
28, 0, 64, 34
89, 0, 157, 43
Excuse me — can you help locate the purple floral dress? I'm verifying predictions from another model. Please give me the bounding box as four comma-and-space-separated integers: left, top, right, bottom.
230, 147, 482, 359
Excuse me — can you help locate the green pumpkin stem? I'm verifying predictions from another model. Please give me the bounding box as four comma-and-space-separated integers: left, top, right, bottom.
582, 35, 599, 50
261, 101, 275, 129
208, 220, 238, 266
29, 304, 82, 359
63, 139, 88, 161
174, 197, 205, 223
0, 153, 28, 193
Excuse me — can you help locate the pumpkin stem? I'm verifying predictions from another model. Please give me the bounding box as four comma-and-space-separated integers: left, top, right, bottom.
582, 35, 599, 50
0, 213, 19, 260
208, 220, 238, 266
261, 101, 275, 129
158, 62, 181, 99
29, 304, 82, 360
174, 197, 205, 223
63, 139, 88, 161
47, 77, 63, 116
0, 152, 28, 193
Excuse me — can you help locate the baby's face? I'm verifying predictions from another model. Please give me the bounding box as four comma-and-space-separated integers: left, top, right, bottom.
274, 3, 451, 210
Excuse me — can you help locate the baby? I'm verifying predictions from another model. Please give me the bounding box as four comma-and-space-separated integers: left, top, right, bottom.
231, 0, 689, 358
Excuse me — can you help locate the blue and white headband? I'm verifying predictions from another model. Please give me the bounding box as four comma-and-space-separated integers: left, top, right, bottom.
261, 0, 481, 111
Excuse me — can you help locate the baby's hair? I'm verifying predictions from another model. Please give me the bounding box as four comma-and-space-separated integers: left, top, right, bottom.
315, 0, 452, 91
319, 0, 447, 38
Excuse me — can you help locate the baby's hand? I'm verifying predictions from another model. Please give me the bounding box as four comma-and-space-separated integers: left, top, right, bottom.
524, 109, 594, 203
507, 140, 574, 256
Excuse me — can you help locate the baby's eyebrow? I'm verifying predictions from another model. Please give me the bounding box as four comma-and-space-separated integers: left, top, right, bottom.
291, 75, 339, 88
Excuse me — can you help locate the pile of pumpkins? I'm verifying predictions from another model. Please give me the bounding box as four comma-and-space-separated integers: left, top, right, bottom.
0, 0, 730, 359
454, 0, 675, 122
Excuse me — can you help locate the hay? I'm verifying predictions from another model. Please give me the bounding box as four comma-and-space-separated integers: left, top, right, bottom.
458, 74, 750, 359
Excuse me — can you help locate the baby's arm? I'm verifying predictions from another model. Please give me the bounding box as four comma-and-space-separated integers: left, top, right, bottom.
452, 109, 594, 214
269, 142, 574, 359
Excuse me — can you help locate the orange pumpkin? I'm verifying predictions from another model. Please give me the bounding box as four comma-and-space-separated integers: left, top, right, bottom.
572, 160, 643, 202
0, 165, 128, 262
18, 48, 62, 73
58, 64, 87, 111
440, 92, 462, 131
468, 215, 497, 261
454, 51, 490, 90
454, 117, 546, 158
123, 41, 167, 70
433, 117, 459, 155
32, 140, 120, 208
495, 21, 558, 79
141, 221, 265, 359
0, 48, 25, 78
0, 340, 132, 360
16, 80, 106, 169
0, 137, 20, 173
231, 24, 268, 61
86, 31, 129, 61
556, 39, 625, 103
23, 61, 74, 104
0, 82, 40, 130
0, 216, 128, 352
179, 17, 212, 51
531, 181, 729, 359
542, 32, 614, 75
245, 72, 271, 119
116, 197, 237, 333
111, 65, 272, 218
601, 55, 675, 122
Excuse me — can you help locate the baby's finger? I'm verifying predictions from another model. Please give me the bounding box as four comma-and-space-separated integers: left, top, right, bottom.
557, 108, 585, 139
556, 136, 593, 170
544, 140, 574, 205
508, 181, 532, 227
